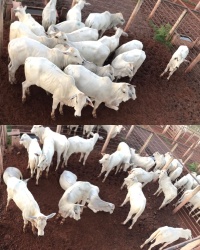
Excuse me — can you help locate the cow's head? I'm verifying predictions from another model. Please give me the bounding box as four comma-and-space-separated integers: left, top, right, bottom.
69, 93, 93, 117
63, 47, 84, 65
28, 213, 56, 236
19, 133, 31, 146
30, 125, 43, 135
37, 154, 48, 171
116, 13, 125, 25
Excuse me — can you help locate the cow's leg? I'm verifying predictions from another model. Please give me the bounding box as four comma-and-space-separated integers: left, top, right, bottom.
79, 153, 84, 163
31, 222, 37, 235
6, 194, 12, 211
55, 150, 61, 171
51, 97, 60, 120
35, 168, 41, 185
59, 102, 64, 115
120, 194, 130, 207
160, 64, 170, 77
22, 81, 33, 103
92, 101, 101, 118
8, 63, 19, 84
23, 218, 29, 233
122, 210, 133, 225
83, 152, 90, 165
102, 169, 112, 182
167, 67, 177, 80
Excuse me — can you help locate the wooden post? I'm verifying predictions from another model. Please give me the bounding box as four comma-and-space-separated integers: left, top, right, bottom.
124, 0, 144, 32
165, 236, 200, 250
101, 126, 116, 154
173, 185, 200, 214
195, 1, 200, 11
172, 129, 182, 145
183, 152, 194, 165
182, 142, 195, 158
162, 156, 174, 170
154, 156, 174, 182
125, 125, 134, 139
171, 143, 178, 153
0, 0, 4, 58
56, 125, 62, 134
162, 125, 170, 134
139, 133, 153, 155
184, 132, 194, 144
166, 9, 188, 40
71, 0, 77, 8
185, 53, 200, 73
148, 0, 162, 20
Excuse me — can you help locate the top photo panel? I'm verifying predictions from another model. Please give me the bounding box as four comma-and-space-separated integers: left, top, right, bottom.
1, 0, 200, 124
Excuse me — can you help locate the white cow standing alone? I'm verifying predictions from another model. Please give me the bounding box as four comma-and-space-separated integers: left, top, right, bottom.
160, 45, 189, 80
6, 177, 56, 236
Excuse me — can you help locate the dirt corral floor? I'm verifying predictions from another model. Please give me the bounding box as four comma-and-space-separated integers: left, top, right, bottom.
0, 144, 191, 250
1, 0, 200, 124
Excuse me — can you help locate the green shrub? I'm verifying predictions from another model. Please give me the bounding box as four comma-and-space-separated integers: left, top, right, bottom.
150, 22, 172, 48
188, 162, 198, 173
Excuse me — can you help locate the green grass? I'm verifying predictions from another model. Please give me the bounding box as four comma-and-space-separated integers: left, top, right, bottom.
149, 21, 173, 48
188, 162, 199, 172
6, 125, 12, 146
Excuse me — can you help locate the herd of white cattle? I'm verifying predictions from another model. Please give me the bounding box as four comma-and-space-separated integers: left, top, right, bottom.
7, 0, 190, 119
2, 125, 200, 249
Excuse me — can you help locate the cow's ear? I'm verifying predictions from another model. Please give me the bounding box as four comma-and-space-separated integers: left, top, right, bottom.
46, 213, 56, 220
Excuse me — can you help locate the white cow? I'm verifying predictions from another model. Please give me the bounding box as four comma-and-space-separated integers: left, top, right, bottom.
14, 5, 46, 36
64, 133, 100, 166
154, 170, 177, 209
85, 11, 125, 37
66, 0, 90, 22
112, 49, 146, 82
82, 61, 114, 80
3, 167, 23, 185
42, 0, 57, 30
6, 177, 56, 236
59, 170, 77, 190
114, 40, 143, 58
66, 39, 111, 66
160, 45, 189, 80
98, 142, 131, 182
64, 65, 136, 117
30, 125, 70, 172
130, 148, 156, 171
9, 21, 70, 48
97, 125, 125, 138
140, 226, 192, 250
47, 20, 85, 34
8, 37, 83, 84
87, 184, 115, 214
22, 57, 93, 119
120, 178, 146, 229
19, 133, 42, 185
98, 28, 128, 53
57, 181, 91, 223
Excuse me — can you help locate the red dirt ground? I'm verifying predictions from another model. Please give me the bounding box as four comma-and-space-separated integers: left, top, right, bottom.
0, 142, 190, 250
1, 0, 200, 124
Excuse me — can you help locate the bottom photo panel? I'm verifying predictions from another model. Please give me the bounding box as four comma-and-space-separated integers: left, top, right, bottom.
0, 125, 200, 250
